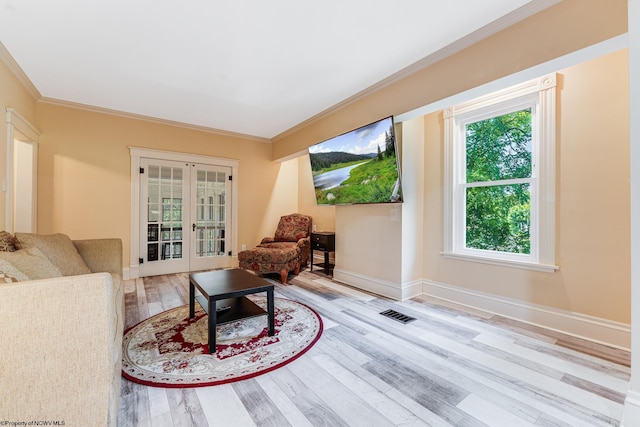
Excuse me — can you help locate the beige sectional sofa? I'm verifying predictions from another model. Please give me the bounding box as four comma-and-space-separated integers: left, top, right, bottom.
0, 233, 124, 427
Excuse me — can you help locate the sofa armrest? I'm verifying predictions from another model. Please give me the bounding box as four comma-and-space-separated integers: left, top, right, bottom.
73, 238, 122, 276
0, 273, 122, 426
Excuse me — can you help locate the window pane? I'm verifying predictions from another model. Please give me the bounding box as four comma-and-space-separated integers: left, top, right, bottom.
466, 109, 532, 182
466, 184, 530, 254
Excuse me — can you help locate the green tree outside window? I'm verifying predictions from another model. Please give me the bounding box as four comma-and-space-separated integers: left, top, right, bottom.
465, 109, 532, 254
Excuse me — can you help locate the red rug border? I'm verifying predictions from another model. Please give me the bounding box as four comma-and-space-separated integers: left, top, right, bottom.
121, 297, 323, 388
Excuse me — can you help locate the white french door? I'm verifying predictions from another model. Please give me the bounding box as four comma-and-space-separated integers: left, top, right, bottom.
139, 158, 232, 276
190, 164, 230, 271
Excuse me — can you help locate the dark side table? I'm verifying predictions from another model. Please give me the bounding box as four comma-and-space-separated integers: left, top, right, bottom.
189, 268, 275, 353
310, 231, 335, 275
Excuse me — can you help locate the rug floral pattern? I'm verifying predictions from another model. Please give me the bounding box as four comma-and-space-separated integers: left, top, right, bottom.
122, 296, 322, 387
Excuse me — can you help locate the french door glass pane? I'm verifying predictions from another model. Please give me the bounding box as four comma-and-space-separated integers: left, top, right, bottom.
465, 183, 530, 254
147, 165, 183, 261
195, 169, 226, 257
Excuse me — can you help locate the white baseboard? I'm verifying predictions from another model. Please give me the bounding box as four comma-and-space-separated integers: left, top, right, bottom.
124, 258, 238, 281
622, 391, 640, 427
125, 264, 138, 280
422, 279, 631, 351
333, 268, 422, 301
124, 262, 630, 350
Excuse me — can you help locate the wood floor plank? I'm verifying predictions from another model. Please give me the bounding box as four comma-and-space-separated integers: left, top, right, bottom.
514, 338, 630, 380
135, 277, 150, 324
300, 276, 377, 301
232, 379, 292, 426
363, 359, 484, 427
457, 394, 537, 427
253, 375, 315, 427
124, 291, 140, 330
410, 294, 496, 320
118, 387, 151, 427
489, 316, 630, 366
560, 374, 626, 404
164, 388, 209, 427
319, 326, 479, 426
285, 356, 398, 427
195, 384, 257, 426
149, 412, 174, 427
310, 352, 430, 426
147, 386, 171, 420
267, 365, 350, 427
118, 270, 630, 427
362, 326, 544, 424
354, 308, 612, 427
412, 327, 624, 424
472, 332, 628, 393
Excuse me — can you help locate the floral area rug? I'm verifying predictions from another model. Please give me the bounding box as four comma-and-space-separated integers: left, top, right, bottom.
122, 296, 323, 387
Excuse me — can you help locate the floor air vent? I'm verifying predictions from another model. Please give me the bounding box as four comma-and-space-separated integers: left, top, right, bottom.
380, 309, 416, 324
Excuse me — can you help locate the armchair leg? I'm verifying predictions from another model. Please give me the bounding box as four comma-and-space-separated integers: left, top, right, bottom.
294, 263, 300, 275
279, 269, 288, 284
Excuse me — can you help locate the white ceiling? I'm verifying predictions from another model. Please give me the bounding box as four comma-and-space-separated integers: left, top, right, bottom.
0, 0, 551, 139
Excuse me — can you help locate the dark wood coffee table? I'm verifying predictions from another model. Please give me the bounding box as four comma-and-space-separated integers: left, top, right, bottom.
189, 268, 275, 353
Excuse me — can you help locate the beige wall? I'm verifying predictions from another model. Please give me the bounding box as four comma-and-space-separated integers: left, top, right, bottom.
556, 50, 630, 321
34, 103, 298, 265
259, 157, 300, 241
0, 56, 38, 230
297, 154, 335, 232
0, 0, 629, 324
336, 203, 403, 284
272, 0, 628, 161
271, 0, 630, 323
421, 49, 630, 323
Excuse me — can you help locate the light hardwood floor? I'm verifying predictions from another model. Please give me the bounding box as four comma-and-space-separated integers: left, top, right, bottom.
118, 269, 630, 426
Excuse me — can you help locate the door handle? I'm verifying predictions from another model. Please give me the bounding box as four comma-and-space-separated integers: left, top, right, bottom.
192, 223, 196, 232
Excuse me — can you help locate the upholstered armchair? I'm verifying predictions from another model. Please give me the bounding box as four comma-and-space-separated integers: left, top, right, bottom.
259, 213, 312, 267
238, 213, 312, 284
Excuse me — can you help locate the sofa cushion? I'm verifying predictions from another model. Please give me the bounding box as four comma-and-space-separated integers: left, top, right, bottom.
15, 233, 92, 276
0, 260, 28, 282
0, 231, 18, 252
0, 247, 63, 282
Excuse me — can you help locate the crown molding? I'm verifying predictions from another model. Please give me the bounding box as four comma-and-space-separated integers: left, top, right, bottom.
1, 42, 270, 143
38, 97, 272, 143
272, 0, 561, 142
0, 41, 41, 100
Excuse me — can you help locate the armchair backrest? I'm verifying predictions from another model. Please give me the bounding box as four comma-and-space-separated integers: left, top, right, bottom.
274, 214, 312, 242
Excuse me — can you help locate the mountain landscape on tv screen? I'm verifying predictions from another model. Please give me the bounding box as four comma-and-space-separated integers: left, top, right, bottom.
308, 117, 402, 205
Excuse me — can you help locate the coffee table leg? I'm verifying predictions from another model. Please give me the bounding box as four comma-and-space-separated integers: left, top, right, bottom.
189, 281, 195, 318
267, 288, 275, 336
209, 297, 217, 353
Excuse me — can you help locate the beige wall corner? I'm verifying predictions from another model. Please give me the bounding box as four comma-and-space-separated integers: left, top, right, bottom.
297, 154, 335, 232
34, 102, 288, 266
0, 56, 38, 230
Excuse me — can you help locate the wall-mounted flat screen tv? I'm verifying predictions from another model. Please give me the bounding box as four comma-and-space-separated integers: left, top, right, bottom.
308, 116, 403, 205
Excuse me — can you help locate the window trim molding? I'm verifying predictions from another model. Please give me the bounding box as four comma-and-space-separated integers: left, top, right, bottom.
443, 74, 558, 272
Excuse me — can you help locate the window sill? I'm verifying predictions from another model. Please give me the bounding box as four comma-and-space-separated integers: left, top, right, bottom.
442, 252, 559, 273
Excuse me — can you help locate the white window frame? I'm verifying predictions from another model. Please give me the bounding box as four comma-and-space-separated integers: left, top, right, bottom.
443, 74, 558, 272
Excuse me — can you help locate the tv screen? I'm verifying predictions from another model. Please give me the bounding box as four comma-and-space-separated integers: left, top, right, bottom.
308, 116, 403, 205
